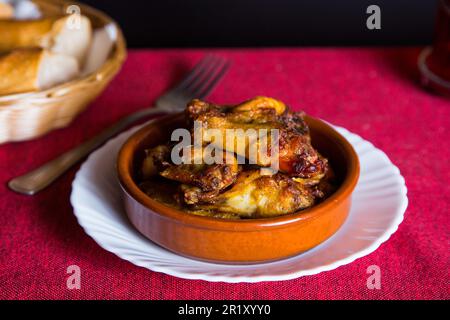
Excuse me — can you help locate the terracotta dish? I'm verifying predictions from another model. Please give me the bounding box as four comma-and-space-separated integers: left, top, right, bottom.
117, 113, 359, 263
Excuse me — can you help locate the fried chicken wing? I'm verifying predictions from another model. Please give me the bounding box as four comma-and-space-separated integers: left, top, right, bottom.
142, 145, 242, 204
186, 96, 328, 180
148, 146, 241, 204
142, 145, 170, 178
192, 170, 317, 218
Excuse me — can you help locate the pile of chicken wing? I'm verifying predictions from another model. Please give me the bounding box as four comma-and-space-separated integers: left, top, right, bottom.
140, 97, 335, 219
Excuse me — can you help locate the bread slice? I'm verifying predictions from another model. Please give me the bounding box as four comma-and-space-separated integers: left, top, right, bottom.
0, 18, 54, 51
0, 48, 79, 95
0, 2, 14, 19
42, 15, 92, 64
0, 15, 92, 63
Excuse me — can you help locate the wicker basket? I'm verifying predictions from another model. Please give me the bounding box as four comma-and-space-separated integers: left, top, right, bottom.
0, 0, 126, 144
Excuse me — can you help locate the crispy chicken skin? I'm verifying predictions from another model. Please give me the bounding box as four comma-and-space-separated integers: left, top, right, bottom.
161, 149, 241, 204
193, 170, 317, 218
142, 145, 241, 204
186, 96, 328, 180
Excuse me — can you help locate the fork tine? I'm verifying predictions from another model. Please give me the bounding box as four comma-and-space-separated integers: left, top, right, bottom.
172, 55, 214, 92
155, 55, 229, 109
178, 56, 221, 94
181, 56, 227, 98
195, 60, 230, 99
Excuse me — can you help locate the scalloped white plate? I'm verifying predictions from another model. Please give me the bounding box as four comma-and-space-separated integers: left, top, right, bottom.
70, 121, 408, 283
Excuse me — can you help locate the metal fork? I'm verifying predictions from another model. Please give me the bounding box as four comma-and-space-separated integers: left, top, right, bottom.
8, 55, 230, 195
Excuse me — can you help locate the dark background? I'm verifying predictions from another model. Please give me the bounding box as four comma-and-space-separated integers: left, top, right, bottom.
81, 0, 438, 47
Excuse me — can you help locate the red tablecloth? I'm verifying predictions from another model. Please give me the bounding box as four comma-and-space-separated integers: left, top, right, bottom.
0, 48, 449, 300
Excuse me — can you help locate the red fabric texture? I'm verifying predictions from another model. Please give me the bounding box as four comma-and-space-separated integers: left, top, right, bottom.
0, 48, 449, 300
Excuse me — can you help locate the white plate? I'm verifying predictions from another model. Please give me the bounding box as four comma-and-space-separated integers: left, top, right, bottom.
70, 122, 408, 283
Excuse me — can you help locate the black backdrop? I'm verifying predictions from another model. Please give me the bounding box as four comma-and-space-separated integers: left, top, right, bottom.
80, 0, 438, 47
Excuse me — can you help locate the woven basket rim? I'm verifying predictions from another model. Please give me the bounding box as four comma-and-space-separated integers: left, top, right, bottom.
0, 0, 127, 106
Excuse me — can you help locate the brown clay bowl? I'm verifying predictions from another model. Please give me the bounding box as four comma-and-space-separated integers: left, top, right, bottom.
117, 113, 359, 264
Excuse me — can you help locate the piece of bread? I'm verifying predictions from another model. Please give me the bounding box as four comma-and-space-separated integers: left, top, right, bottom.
0, 48, 79, 95
0, 2, 14, 19
0, 18, 54, 51
42, 15, 92, 64
0, 15, 92, 63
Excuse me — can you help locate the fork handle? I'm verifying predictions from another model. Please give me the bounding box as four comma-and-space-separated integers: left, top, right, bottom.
8, 107, 168, 195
